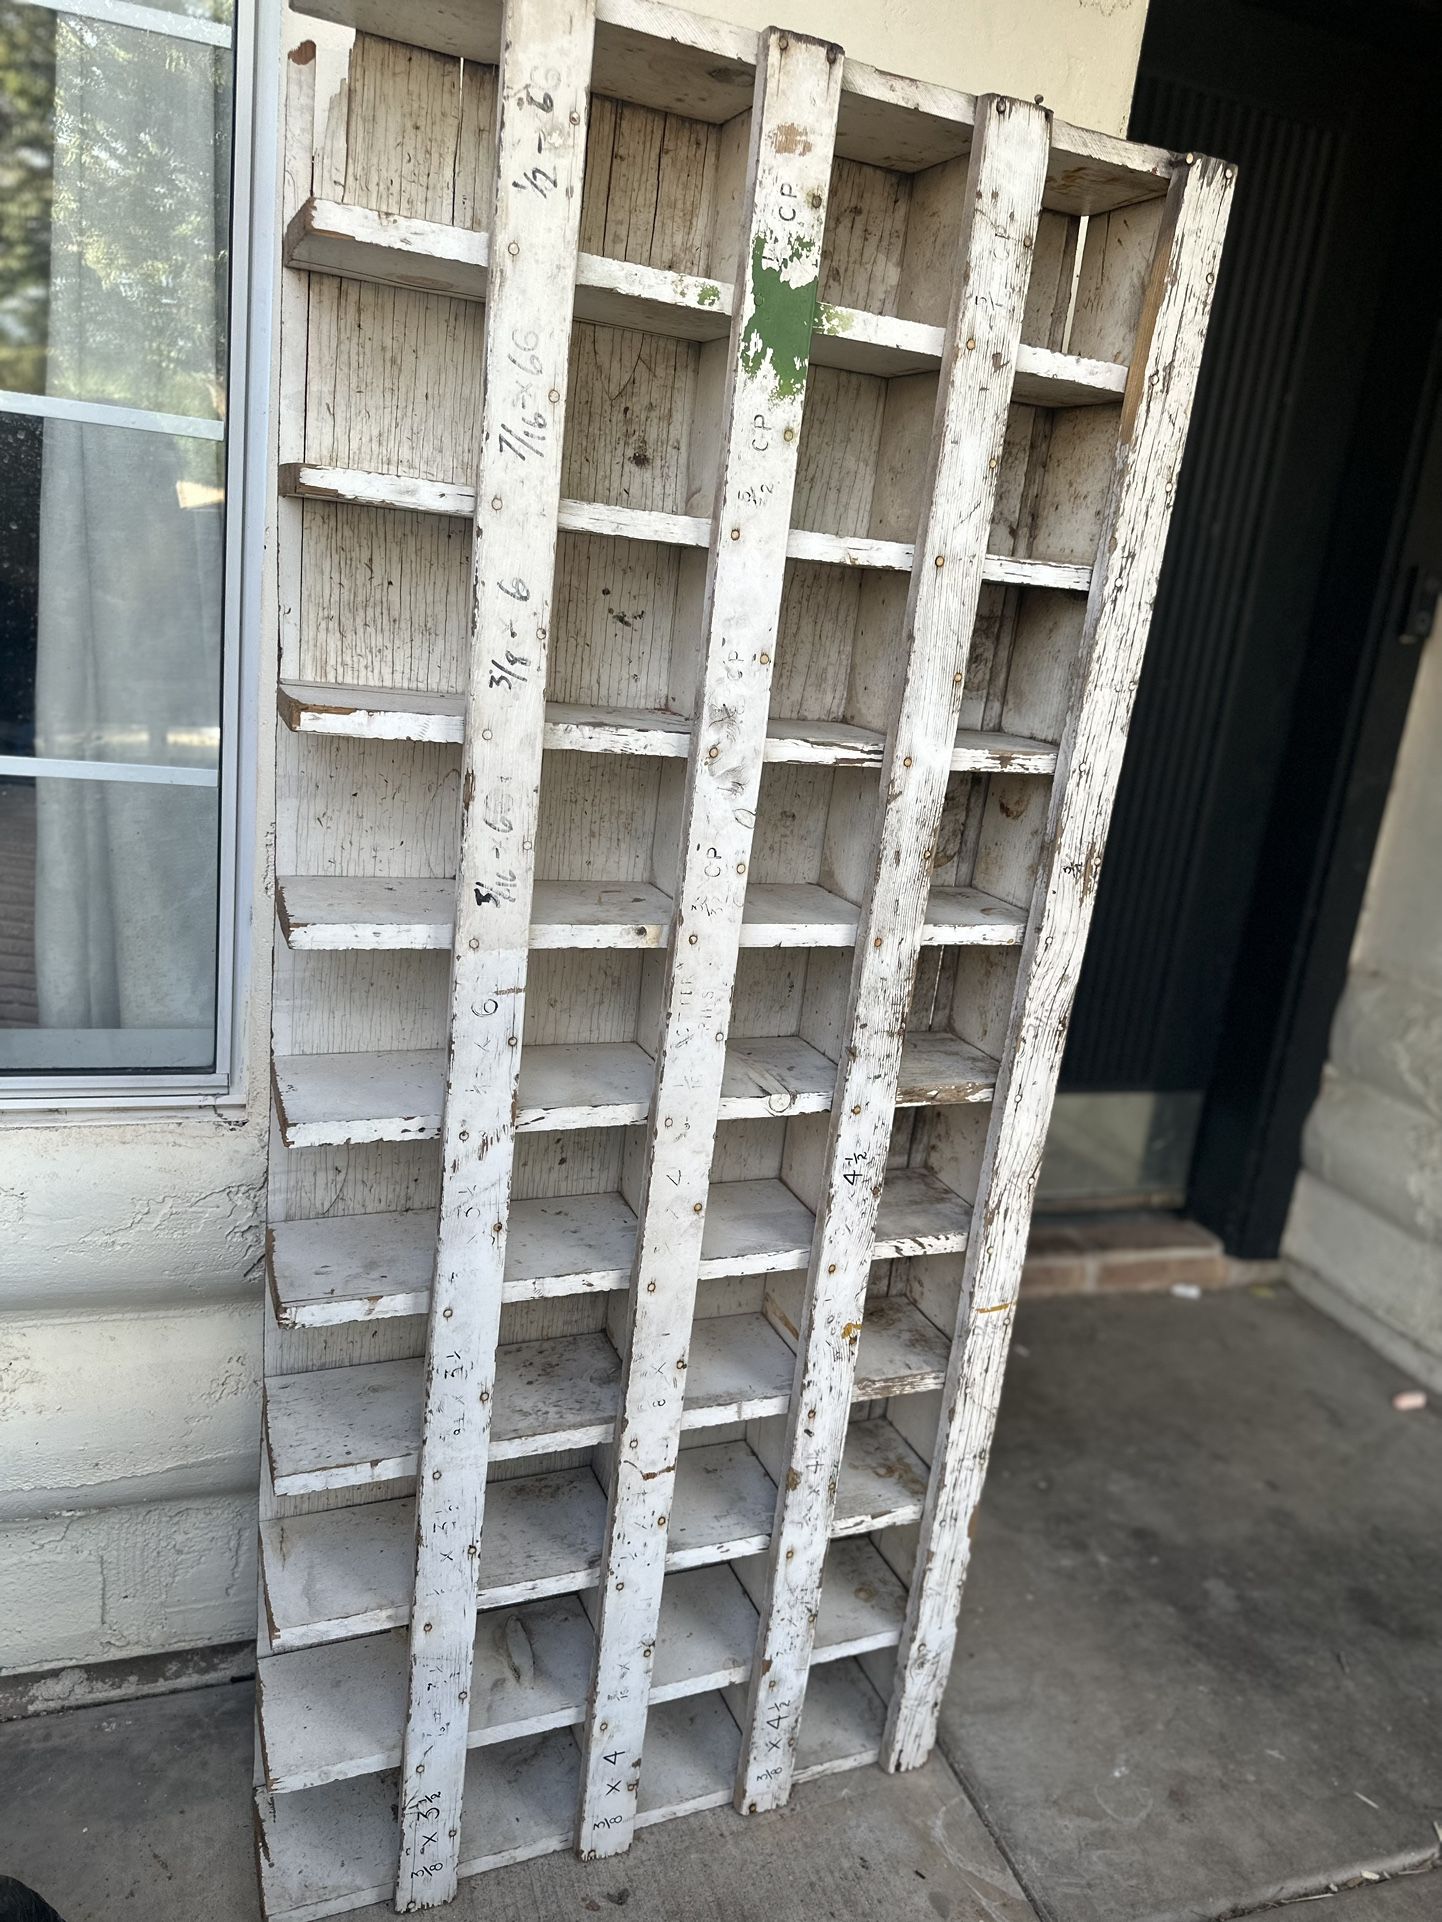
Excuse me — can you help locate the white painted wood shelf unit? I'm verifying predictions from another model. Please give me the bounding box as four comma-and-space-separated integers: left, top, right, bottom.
255, 1, 1233, 1912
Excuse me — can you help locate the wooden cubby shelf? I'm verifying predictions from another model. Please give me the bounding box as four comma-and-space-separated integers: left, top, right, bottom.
260, 1418, 928, 1653
257, 1661, 887, 1920
277, 679, 1061, 771
275, 874, 1030, 952
286, 194, 1129, 400
263, 1298, 946, 1497
256, 0, 1231, 1908
269, 1167, 970, 1328
258, 1541, 902, 1796
271, 1032, 999, 1146
278, 463, 1096, 591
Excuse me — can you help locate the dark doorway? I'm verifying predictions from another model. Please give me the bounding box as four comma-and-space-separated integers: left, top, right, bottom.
1042, 0, 1442, 1252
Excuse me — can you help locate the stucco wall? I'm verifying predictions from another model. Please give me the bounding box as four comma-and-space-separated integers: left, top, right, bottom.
0, 0, 1149, 1685
0, 882, 273, 1679
1284, 621, 1442, 1389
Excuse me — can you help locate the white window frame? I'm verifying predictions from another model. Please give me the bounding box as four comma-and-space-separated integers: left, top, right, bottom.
0, 0, 276, 1110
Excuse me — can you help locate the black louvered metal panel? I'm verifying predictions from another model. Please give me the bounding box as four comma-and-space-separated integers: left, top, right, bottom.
1062, 81, 1336, 1089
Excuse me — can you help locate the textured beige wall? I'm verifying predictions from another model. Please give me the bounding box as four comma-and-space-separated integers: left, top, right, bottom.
701, 0, 1149, 135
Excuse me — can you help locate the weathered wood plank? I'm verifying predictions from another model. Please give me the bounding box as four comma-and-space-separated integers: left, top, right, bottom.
276, 873, 1029, 951
734, 94, 1051, 1817
577, 32, 845, 1855
271, 1025, 998, 1149
279, 464, 1093, 587
277, 679, 1060, 769
882, 155, 1235, 1772
393, 0, 595, 1905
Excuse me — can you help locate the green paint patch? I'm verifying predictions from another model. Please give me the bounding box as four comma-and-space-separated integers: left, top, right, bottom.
740, 231, 819, 400
816, 302, 852, 335
697, 282, 722, 307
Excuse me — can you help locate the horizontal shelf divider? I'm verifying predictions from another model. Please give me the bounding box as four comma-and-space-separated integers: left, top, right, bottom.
275, 875, 1029, 954
257, 1540, 904, 1795
260, 1421, 927, 1653
278, 464, 1093, 592
264, 1283, 946, 1496
268, 1167, 971, 1329
286, 196, 1127, 403
270, 1032, 998, 1149
276, 680, 1060, 773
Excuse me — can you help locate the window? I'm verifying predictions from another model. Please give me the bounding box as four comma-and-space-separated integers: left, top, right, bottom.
0, 0, 248, 1095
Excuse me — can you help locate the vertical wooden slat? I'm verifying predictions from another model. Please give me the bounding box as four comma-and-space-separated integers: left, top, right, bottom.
253, 15, 321, 1729
575, 25, 844, 1860
883, 154, 1236, 1773
394, 0, 596, 1906
733, 95, 1052, 1817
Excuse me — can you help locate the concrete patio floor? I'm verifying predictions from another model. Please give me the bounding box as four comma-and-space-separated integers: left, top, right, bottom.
1, 1285, 1438, 1922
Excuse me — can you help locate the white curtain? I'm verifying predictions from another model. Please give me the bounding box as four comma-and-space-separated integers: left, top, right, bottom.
32, 12, 228, 1064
